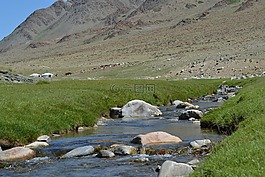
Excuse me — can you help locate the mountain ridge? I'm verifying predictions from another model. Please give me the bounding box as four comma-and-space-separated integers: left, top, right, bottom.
0, 0, 264, 80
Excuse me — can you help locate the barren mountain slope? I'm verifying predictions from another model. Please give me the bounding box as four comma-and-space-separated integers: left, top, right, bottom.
0, 0, 145, 52
0, 0, 72, 52
0, 0, 264, 79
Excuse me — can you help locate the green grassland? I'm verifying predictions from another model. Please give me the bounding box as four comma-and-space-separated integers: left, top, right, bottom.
0, 79, 221, 147
192, 76, 265, 176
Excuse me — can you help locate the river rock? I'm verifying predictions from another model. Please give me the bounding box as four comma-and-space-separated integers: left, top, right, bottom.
158, 160, 194, 177
37, 135, 51, 142
0, 146, 2, 152
98, 150, 115, 158
121, 100, 162, 117
190, 139, 211, 149
173, 100, 183, 106
0, 147, 36, 161
61, 146, 95, 158
179, 109, 203, 120
131, 131, 182, 145
110, 107, 122, 118
26, 142, 49, 148
114, 145, 137, 155
174, 100, 199, 109
187, 159, 200, 168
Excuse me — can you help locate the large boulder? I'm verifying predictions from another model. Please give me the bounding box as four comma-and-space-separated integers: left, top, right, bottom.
121, 100, 162, 117
131, 131, 182, 145
179, 109, 203, 120
0, 147, 35, 161
158, 160, 194, 177
61, 146, 95, 158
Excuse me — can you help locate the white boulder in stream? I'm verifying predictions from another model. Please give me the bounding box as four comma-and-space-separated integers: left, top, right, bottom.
131, 131, 182, 145
61, 146, 95, 158
0, 147, 36, 161
158, 160, 194, 177
121, 100, 162, 117
0, 146, 2, 152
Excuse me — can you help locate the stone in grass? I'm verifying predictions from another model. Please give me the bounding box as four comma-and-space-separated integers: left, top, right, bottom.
133, 157, 150, 162
158, 160, 194, 177
61, 146, 95, 158
98, 150, 115, 158
0, 147, 36, 161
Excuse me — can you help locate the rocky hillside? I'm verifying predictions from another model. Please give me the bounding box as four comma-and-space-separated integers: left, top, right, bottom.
0, 0, 264, 80
0, 0, 144, 52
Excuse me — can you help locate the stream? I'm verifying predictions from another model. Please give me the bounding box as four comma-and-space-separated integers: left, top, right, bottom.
0, 100, 226, 177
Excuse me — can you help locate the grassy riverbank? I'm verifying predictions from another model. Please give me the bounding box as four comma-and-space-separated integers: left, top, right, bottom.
0, 79, 221, 147
193, 76, 265, 176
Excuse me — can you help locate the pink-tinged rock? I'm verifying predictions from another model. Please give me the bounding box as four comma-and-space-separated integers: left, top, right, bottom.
0, 147, 36, 161
131, 131, 182, 145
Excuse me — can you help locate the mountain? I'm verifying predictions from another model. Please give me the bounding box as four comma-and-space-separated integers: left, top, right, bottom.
0, 0, 264, 80
0, 0, 145, 51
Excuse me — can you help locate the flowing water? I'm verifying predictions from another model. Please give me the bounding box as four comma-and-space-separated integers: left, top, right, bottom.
0, 101, 225, 177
